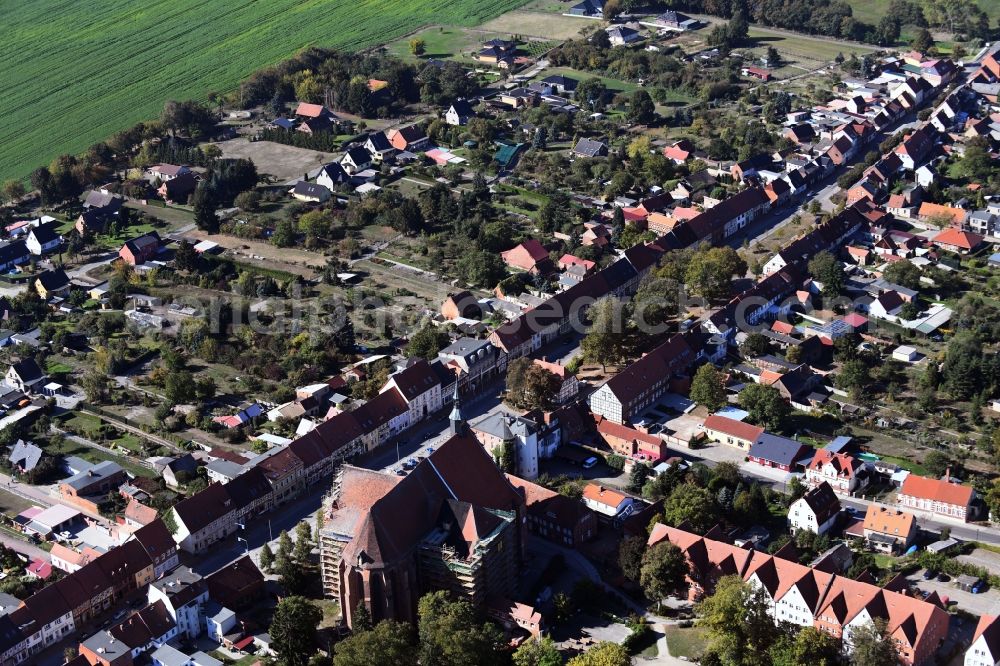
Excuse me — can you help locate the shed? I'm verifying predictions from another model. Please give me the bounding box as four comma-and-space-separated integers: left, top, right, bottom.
956, 574, 981, 592
892, 345, 918, 363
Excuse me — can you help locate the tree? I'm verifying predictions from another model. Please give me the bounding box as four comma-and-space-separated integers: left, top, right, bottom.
738, 383, 790, 431
234, 189, 261, 211
409, 38, 426, 56
191, 183, 218, 232
333, 620, 416, 666
662, 484, 720, 533
1, 179, 25, 204
277, 529, 293, 561
698, 576, 781, 666
849, 620, 899, 666
566, 642, 630, 666
456, 250, 506, 287
765, 46, 782, 67
164, 370, 197, 404
923, 450, 952, 478
690, 364, 727, 412
576, 78, 608, 111
882, 260, 922, 289
740, 332, 771, 358
272, 218, 297, 247
532, 126, 547, 150
640, 541, 689, 603
618, 535, 646, 582
807, 251, 844, 295
769, 627, 840, 666
911, 28, 933, 53
512, 637, 562, 666
174, 240, 199, 271
581, 297, 627, 370
294, 521, 313, 561
628, 89, 656, 125
417, 591, 506, 666
259, 543, 275, 572
504, 361, 561, 411
874, 16, 901, 45
685, 246, 747, 301
407, 322, 450, 360
271, 596, 322, 666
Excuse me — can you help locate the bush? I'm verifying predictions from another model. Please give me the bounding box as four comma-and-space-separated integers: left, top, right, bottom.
606, 454, 625, 471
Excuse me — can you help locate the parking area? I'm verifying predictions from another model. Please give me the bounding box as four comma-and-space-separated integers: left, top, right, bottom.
908, 569, 1000, 617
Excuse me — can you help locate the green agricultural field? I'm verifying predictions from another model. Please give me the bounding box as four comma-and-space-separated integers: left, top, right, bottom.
846, 0, 1000, 26
0, 0, 532, 183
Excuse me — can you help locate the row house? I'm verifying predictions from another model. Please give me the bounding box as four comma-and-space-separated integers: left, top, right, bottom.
762, 204, 869, 275
1, 520, 174, 664
587, 332, 696, 424
702, 266, 802, 342
897, 472, 975, 522
380, 359, 444, 425
649, 524, 950, 665
489, 244, 659, 366
686, 187, 770, 243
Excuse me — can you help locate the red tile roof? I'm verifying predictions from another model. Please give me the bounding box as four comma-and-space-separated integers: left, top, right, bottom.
933, 227, 982, 250
703, 415, 764, 442
899, 474, 973, 507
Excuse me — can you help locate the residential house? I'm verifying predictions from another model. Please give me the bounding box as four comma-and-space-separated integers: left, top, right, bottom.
440, 291, 482, 320
581, 484, 632, 517
805, 450, 867, 495
501, 239, 553, 275
966, 614, 1000, 666
364, 132, 395, 162
161, 454, 198, 489
148, 164, 191, 182
506, 474, 596, 546
573, 138, 608, 158
380, 359, 443, 428
532, 358, 578, 405
446, 99, 475, 126
648, 524, 950, 665
918, 202, 966, 227
897, 472, 974, 521
0, 240, 30, 273
662, 140, 694, 164
386, 125, 429, 152
932, 228, 983, 254
787, 482, 841, 534
741, 66, 772, 81
34, 269, 71, 299
594, 416, 666, 462
8, 440, 43, 475
157, 172, 199, 204
895, 127, 936, 170
606, 25, 641, 46
6, 358, 46, 393
541, 75, 578, 96
25, 223, 62, 256
701, 414, 764, 450
340, 147, 372, 175
148, 567, 208, 640
119, 231, 161, 266
863, 505, 916, 553
472, 412, 546, 480
289, 181, 331, 203
587, 333, 695, 424
747, 433, 812, 471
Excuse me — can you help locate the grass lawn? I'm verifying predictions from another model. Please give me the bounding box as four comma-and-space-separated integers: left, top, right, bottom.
541, 66, 640, 92
746, 29, 876, 65
0, 0, 535, 182
45, 360, 74, 376
664, 625, 708, 660
0, 489, 37, 518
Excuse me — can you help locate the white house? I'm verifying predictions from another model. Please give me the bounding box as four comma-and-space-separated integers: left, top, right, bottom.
25, 223, 62, 256
892, 345, 918, 363
149, 567, 209, 640
967, 614, 1000, 666
804, 450, 867, 495
379, 359, 443, 429
582, 483, 632, 517
446, 100, 475, 126
340, 147, 372, 175
787, 482, 841, 534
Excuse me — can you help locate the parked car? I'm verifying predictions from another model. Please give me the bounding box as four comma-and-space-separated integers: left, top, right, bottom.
936, 573, 950, 582
922, 569, 937, 580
